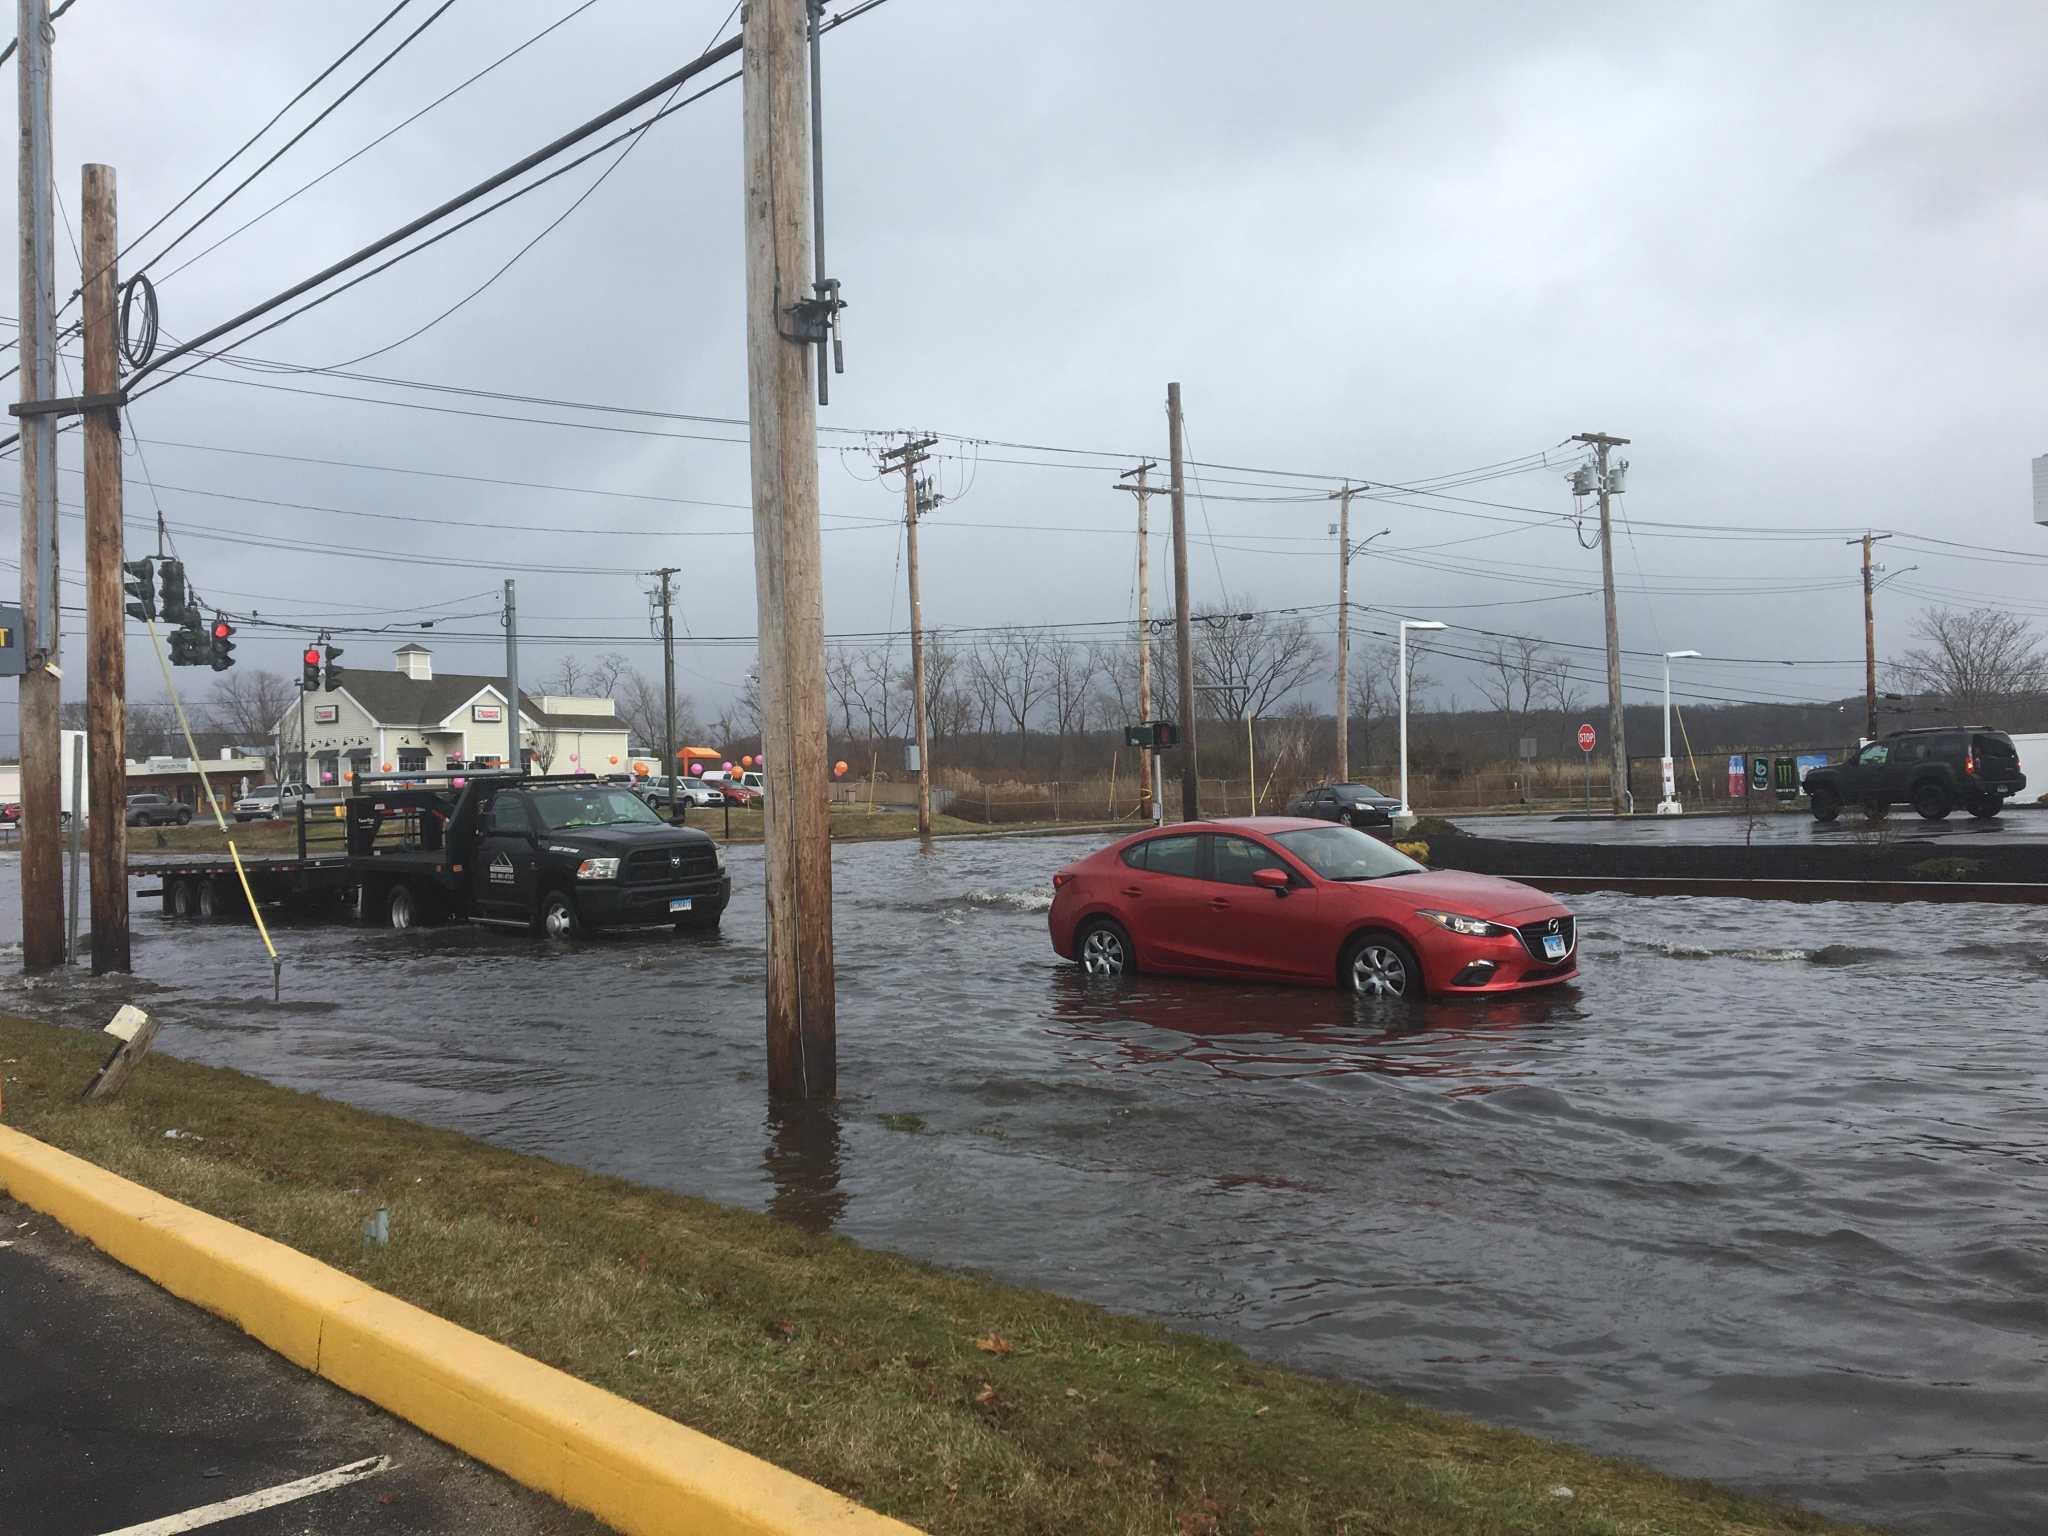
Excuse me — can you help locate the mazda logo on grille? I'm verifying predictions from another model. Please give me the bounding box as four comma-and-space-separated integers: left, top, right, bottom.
1546, 918, 1561, 934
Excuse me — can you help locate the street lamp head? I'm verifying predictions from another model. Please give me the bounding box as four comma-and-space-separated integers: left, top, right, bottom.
1665, 648, 1702, 660
1402, 619, 1447, 632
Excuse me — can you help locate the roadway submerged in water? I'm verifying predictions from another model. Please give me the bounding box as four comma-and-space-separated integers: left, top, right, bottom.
1, 839, 2043, 1535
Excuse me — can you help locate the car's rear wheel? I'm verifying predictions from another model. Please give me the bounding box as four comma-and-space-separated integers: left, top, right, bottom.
1076, 918, 1134, 978
1966, 793, 2003, 820
539, 888, 580, 941
1809, 785, 1841, 823
1913, 781, 1953, 820
175, 808, 192, 825
1861, 797, 1888, 821
1341, 932, 1422, 1000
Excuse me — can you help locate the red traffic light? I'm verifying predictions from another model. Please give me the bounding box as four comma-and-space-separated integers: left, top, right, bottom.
303, 646, 321, 666
213, 620, 234, 640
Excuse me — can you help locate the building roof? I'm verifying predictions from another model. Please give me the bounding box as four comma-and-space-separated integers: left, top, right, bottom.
292, 670, 625, 734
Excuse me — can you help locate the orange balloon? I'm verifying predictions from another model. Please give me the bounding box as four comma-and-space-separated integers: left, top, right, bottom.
608, 754, 619, 765
632, 762, 650, 777
343, 770, 355, 782
380, 762, 394, 773
742, 754, 754, 768
833, 760, 848, 776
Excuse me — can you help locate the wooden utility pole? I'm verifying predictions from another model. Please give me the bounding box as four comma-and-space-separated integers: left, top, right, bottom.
1851, 532, 1892, 740
879, 435, 938, 839
656, 568, 679, 819
1328, 489, 1388, 785
1575, 431, 1631, 815
1116, 463, 1161, 818
744, 0, 836, 1100
502, 578, 521, 771
81, 163, 128, 973
1168, 382, 1198, 821
15, 0, 63, 971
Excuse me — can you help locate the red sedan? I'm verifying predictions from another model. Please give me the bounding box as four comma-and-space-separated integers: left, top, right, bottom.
1048, 817, 1579, 998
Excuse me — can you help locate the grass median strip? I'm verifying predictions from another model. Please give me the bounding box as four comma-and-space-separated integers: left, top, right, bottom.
0, 1015, 1872, 1536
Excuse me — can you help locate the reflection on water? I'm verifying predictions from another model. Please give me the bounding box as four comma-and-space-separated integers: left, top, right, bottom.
1, 846, 2045, 1535
1044, 968, 1583, 1090
762, 1101, 847, 1235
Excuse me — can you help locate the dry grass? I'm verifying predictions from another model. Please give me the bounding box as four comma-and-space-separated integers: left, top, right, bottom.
0, 1016, 1877, 1536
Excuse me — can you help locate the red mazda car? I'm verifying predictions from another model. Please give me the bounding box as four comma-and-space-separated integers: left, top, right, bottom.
1048, 817, 1579, 998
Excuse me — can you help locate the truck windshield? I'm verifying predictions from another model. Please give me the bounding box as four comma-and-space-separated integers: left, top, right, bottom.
528, 787, 662, 830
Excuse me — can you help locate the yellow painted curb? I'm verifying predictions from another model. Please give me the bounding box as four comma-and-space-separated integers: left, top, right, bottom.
0, 1126, 921, 1536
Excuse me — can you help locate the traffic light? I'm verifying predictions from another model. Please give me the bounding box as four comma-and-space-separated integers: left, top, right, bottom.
1151, 720, 1180, 749
322, 640, 344, 691
122, 558, 156, 622
167, 624, 203, 666
208, 614, 236, 672
158, 559, 191, 626
302, 644, 322, 691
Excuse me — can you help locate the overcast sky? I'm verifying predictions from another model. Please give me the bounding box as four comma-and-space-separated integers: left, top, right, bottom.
3, 0, 2045, 751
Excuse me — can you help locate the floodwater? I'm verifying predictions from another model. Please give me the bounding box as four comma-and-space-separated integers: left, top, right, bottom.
2, 837, 2044, 1535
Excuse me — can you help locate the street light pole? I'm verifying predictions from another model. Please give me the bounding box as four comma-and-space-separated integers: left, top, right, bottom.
1397, 619, 1446, 824
1657, 649, 1700, 815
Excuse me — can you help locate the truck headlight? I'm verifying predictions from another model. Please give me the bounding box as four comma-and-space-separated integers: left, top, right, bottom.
1416, 908, 1513, 939
576, 857, 620, 881
713, 842, 726, 870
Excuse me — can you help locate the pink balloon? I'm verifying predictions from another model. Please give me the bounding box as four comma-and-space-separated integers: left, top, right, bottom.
723, 761, 733, 773
568, 753, 579, 764
452, 776, 466, 789
690, 763, 703, 776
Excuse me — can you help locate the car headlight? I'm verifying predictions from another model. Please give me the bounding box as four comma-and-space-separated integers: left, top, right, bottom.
1416, 908, 1513, 939
576, 857, 621, 881
712, 842, 727, 870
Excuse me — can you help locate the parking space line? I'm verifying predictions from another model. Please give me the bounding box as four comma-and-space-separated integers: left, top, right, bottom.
94, 1455, 393, 1535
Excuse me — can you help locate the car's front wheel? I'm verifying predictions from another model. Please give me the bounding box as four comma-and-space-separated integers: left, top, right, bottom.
1341, 932, 1422, 1000
1076, 918, 1134, 978
1913, 781, 1953, 820
1809, 785, 1842, 822
538, 888, 580, 941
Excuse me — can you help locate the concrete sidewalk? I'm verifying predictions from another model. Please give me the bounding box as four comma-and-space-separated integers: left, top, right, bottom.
0, 1194, 606, 1536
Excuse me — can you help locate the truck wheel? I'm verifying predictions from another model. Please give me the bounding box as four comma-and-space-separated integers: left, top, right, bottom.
1966, 793, 2003, 820
1809, 785, 1842, 823
1861, 797, 1888, 822
167, 879, 191, 916
1913, 782, 1953, 820
196, 881, 222, 920
538, 889, 580, 941
389, 884, 420, 930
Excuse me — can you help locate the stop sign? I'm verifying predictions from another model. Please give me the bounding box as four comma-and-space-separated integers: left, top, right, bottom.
1577, 723, 1597, 753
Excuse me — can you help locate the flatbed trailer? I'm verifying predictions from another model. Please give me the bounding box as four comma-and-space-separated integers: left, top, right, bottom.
129, 772, 730, 936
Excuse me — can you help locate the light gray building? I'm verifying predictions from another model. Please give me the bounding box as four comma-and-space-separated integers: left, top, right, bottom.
272, 644, 632, 786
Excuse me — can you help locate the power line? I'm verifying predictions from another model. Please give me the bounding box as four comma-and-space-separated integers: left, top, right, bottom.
0, 0, 81, 68
152, 0, 611, 291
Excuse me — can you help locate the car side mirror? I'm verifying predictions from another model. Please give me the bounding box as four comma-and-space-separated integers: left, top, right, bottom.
1252, 866, 1290, 893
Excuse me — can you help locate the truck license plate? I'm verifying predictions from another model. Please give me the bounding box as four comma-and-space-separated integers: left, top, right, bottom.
669, 897, 694, 913
1543, 934, 1567, 961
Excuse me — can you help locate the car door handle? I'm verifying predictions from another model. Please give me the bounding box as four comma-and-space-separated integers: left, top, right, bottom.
1121, 885, 1144, 897
1208, 897, 1229, 910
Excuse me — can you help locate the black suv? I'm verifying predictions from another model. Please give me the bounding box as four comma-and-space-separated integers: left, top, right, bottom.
125, 793, 193, 827
1284, 782, 1402, 830
1802, 727, 2027, 822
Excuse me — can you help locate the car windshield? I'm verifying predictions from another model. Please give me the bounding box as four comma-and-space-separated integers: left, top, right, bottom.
528, 787, 662, 830
1272, 824, 1424, 881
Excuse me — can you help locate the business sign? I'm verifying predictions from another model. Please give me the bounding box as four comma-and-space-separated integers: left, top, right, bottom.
472, 703, 503, 723
1750, 755, 1771, 791
1727, 754, 1747, 797
313, 703, 339, 725
1795, 751, 1830, 784
1577, 723, 1596, 752
0, 601, 22, 677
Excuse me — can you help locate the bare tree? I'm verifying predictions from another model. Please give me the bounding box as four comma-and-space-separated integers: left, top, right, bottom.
1192, 604, 1324, 720
1045, 641, 1092, 774
976, 628, 1049, 764
825, 651, 862, 736
1089, 634, 1145, 727
525, 727, 557, 773
1476, 636, 1550, 752
1889, 606, 2048, 721
851, 644, 905, 741
207, 669, 296, 776
541, 651, 632, 701
912, 632, 969, 749
616, 667, 696, 752
1541, 657, 1588, 752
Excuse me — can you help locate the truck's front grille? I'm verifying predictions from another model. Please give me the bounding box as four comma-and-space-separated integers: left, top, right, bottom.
622, 846, 718, 883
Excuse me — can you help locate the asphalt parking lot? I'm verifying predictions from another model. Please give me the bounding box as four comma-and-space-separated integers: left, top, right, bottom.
0, 1195, 603, 1536
1453, 806, 2048, 846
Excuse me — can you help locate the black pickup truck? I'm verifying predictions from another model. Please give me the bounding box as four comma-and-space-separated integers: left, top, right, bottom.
347, 773, 730, 937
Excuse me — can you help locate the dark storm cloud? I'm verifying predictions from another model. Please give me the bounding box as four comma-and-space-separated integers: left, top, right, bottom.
3, 0, 2043, 747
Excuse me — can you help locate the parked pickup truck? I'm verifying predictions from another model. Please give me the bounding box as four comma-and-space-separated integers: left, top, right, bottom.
233, 782, 312, 822
349, 773, 730, 937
